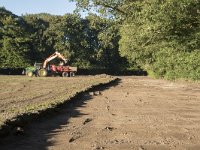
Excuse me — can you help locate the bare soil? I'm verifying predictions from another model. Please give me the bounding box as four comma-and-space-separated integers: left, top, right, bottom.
1, 76, 200, 150
0, 75, 114, 128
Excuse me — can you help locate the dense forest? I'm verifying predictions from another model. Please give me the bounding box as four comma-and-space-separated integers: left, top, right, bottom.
1, 0, 200, 80
0, 7, 126, 73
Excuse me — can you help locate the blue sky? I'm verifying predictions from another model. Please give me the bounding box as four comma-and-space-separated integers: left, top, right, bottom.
0, 0, 77, 16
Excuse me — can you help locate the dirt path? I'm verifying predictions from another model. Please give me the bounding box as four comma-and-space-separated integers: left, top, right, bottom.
1, 76, 200, 150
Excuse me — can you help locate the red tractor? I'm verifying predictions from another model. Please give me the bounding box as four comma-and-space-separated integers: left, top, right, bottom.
27, 52, 77, 77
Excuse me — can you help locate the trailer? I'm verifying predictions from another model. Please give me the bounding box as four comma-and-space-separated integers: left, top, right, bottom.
38, 65, 77, 77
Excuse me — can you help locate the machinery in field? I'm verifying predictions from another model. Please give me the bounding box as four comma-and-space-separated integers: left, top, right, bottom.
24, 62, 42, 77
25, 52, 77, 77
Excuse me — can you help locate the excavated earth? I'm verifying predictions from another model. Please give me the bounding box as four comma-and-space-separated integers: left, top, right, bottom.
1, 76, 200, 150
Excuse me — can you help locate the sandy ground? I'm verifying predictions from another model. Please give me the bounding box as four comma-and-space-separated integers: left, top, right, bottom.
1, 76, 200, 150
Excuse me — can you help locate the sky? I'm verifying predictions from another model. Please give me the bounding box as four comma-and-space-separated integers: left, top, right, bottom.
0, 0, 77, 16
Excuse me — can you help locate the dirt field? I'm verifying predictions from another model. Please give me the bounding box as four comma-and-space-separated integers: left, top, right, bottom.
1, 76, 200, 150
0, 75, 114, 129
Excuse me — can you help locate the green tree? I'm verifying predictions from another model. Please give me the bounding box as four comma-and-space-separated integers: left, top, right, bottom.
23, 14, 50, 62
0, 7, 30, 68
71, 0, 200, 79
119, 0, 200, 79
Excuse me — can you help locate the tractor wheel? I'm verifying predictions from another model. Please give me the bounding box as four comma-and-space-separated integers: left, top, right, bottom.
38, 69, 47, 77
27, 71, 33, 77
70, 72, 75, 77
62, 72, 69, 77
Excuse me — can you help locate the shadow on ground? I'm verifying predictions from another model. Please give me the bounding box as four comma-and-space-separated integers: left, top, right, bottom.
0, 79, 121, 150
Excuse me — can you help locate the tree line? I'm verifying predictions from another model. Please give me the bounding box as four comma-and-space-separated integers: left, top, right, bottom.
71, 0, 200, 80
0, 7, 128, 74
1, 0, 200, 80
